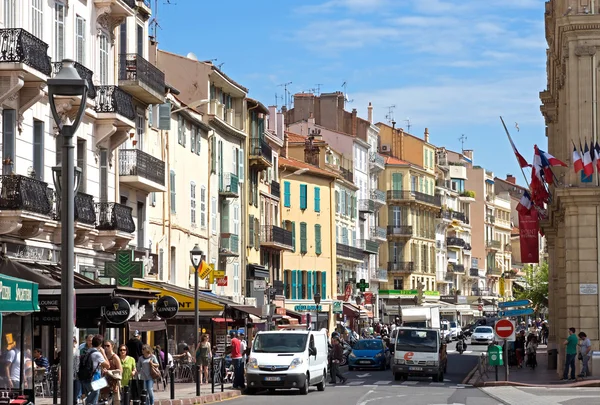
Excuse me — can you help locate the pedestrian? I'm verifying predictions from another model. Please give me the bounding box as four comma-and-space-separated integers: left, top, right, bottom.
514, 330, 525, 368
578, 332, 592, 378
562, 327, 578, 381
136, 344, 159, 405
127, 331, 143, 362
118, 345, 136, 389
79, 335, 94, 356
32, 348, 50, 369
79, 335, 110, 405
196, 335, 211, 384
228, 331, 245, 390
526, 335, 538, 369
541, 322, 549, 345
330, 337, 347, 385
101, 340, 122, 405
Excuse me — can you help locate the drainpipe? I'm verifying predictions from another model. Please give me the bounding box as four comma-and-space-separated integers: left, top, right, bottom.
329, 176, 336, 332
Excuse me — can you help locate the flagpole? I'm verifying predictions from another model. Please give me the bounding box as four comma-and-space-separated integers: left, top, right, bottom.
500, 116, 531, 189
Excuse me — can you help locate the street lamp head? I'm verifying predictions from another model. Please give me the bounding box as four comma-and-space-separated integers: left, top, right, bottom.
52, 165, 83, 195
313, 291, 321, 306
47, 59, 88, 131
190, 244, 203, 269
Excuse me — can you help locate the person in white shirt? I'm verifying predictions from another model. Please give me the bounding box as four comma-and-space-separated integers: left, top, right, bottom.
239, 333, 248, 363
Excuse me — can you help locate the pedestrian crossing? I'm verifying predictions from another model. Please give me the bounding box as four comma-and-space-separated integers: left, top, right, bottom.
331, 380, 473, 389
446, 350, 474, 354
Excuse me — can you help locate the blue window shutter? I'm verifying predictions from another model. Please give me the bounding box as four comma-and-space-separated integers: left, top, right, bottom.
300, 184, 307, 210
300, 222, 307, 253
321, 272, 326, 299
291, 221, 296, 252
297, 271, 303, 299
307, 271, 313, 300
291, 270, 297, 300
284, 181, 291, 207
314, 187, 321, 212
315, 224, 322, 255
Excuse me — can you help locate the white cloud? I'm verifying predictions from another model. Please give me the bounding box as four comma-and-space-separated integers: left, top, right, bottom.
294, 0, 391, 14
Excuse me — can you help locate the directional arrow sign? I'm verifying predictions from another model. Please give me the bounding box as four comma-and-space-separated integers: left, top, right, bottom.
499, 307, 534, 317
498, 299, 532, 309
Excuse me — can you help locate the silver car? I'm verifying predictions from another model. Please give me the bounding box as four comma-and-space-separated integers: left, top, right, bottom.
471, 326, 495, 345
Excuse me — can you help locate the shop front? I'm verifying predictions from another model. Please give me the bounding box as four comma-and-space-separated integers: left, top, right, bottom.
284, 302, 331, 331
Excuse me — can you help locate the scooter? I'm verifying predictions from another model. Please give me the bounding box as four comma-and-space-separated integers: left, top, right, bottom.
456, 332, 467, 354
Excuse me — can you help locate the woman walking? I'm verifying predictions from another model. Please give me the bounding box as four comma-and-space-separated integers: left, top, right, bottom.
118, 345, 136, 390
137, 344, 159, 405
196, 335, 211, 384
102, 340, 123, 404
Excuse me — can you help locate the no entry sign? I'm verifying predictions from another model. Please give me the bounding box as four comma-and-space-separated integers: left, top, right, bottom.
495, 319, 516, 340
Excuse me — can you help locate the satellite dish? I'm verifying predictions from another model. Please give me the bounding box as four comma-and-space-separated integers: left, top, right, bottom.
186, 52, 198, 61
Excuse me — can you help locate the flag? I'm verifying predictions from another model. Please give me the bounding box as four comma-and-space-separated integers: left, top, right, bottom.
500, 116, 530, 168
531, 146, 550, 206
519, 209, 540, 264
595, 142, 600, 171
516, 191, 533, 214
539, 149, 567, 167
583, 140, 594, 177
573, 144, 584, 173
538, 147, 565, 185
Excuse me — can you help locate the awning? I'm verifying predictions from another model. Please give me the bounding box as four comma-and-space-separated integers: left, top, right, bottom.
232, 305, 265, 319
132, 279, 225, 314
285, 308, 303, 320
129, 320, 167, 332
0, 257, 97, 288
0, 274, 39, 313
247, 264, 269, 279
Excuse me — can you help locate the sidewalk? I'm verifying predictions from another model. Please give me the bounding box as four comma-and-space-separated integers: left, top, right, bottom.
466, 345, 600, 388
36, 382, 240, 405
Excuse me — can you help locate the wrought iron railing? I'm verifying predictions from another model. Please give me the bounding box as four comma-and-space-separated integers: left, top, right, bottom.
371, 189, 386, 204
451, 211, 467, 223
219, 172, 239, 196
220, 234, 239, 254
486, 240, 502, 249
118, 53, 165, 96
469, 268, 480, 277
487, 267, 502, 276
270, 180, 280, 198
95, 202, 135, 233
336, 243, 364, 260
387, 225, 413, 237
52, 61, 96, 99
261, 225, 293, 248
119, 149, 165, 186
387, 261, 414, 272
357, 239, 379, 254
438, 209, 452, 220
340, 167, 353, 183
453, 264, 465, 273
0, 28, 51, 75
0, 175, 52, 215
123, 0, 136, 8
94, 85, 136, 120
370, 226, 387, 240
369, 152, 385, 167
386, 190, 441, 205
358, 199, 375, 212
249, 137, 273, 163
447, 237, 467, 248
51, 190, 97, 225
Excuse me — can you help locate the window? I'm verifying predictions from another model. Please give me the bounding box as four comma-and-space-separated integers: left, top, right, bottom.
136, 24, 144, 56
315, 224, 322, 255
211, 197, 217, 234
314, 187, 321, 212
33, 120, 44, 180
4, 0, 16, 28
233, 263, 240, 295
197, 128, 202, 155
210, 136, 216, 173
299, 184, 307, 209
77, 139, 87, 193
99, 148, 108, 201
75, 16, 86, 64
299, 222, 307, 254
200, 186, 206, 228
119, 22, 127, 55
2, 109, 15, 175
136, 112, 144, 150
233, 147, 238, 176
283, 181, 291, 207
169, 170, 176, 213
137, 202, 145, 248
170, 247, 176, 284
54, 2, 65, 61
190, 182, 196, 225
99, 32, 109, 84
32, 0, 43, 38
178, 115, 185, 146
233, 204, 240, 235
392, 173, 402, 190
393, 278, 404, 290
335, 190, 340, 213
190, 127, 196, 153
239, 148, 244, 182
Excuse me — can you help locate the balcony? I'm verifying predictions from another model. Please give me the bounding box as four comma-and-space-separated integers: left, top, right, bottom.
445, 273, 455, 282
371, 268, 388, 282
118, 53, 165, 104
486, 240, 502, 250
94, 0, 136, 18
0, 175, 53, 237
357, 239, 379, 255
358, 199, 375, 213
387, 225, 413, 238
52, 61, 96, 99
504, 244, 512, 252
0, 28, 51, 80
451, 211, 468, 223
249, 138, 273, 170
447, 237, 466, 249
270, 180, 280, 198
119, 149, 166, 192
388, 261, 415, 273
487, 267, 502, 277
219, 172, 239, 198
340, 167, 353, 183
95, 202, 135, 233
437, 209, 451, 220
486, 214, 495, 224
371, 189, 386, 206
448, 263, 465, 273
369, 152, 385, 171
370, 226, 387, 242
387, 190, 441, 206
220, 234, 240, 257
469, 268, 480, 277
94, 85, 135, 121
336, 243, 364, 262
51, 191, 97, 226
471, 288, 493, 297
260, 225, 293, 251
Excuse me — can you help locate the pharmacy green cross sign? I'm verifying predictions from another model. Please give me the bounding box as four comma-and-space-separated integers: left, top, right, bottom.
357, 279, 369, 292
105, 250, 144, 287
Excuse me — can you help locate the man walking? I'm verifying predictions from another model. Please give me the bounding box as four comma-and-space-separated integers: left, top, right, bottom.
562, 327, 578, 381
79, 335, 110, 405
127, 330, 143, 362
330, 337, 347, 385
229, 331, 245, 390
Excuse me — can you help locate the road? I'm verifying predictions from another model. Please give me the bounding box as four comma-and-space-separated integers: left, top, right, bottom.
236, 339, 503, 405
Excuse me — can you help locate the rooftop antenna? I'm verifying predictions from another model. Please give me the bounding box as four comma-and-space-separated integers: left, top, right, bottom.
459, 134, 467, 151
150, 0, 165, 41
341, 81, 353, 103
385, 105, 396, 125
404, 118, 411, 133
217, 62, 225, 70
278, 82, 292, 109
315, 83, 323, 96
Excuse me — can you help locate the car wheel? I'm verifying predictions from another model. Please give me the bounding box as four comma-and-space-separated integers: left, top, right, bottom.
316, 372, 326, 392
299, 378, 309, 395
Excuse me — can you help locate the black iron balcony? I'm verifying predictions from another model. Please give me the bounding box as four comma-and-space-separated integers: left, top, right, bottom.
219, 172, 239, 198
336, 243, 364, 261
52, 61, 96, 99
118, 53, 165, 103
387, 225, 413, 237
51, 190, 97, 225
123, 0, 136, 7
358, 199, 375, 213
0, 175, 52, 216
119, 149, 166, 192
270, 180, 280, 198
388, 261, 415, 273
371, 189, 386, 205
220, 234, 239, 256
487, 267, 502, 276
95, 202, 135, 233
447, 237, 466, 248
437, 209, 452, 220
249, 137, 273, 170
357, 239, 379, 254
370, 226, 387, 240
340, 167, 353, 183
469, 268, 480, 277
448, 263, 465, 273
387, 190, 441, 206
0, 28, 51, 76
94, 85, 136, 121
261, 225, 293, 250
486, 240, 502, 250
451, 211, 467, 223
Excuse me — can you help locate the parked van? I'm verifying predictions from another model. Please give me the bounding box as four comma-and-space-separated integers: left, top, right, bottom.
245, 329, 328, 395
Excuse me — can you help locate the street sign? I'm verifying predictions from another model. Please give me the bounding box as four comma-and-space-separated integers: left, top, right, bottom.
198, 262, 212, 279
495, 319, 515, 340
497, 299, 532, 309
498, 307, 534, 317
209, 269, 225, 284
357, 279, 369, 292
216, 277, 228, 287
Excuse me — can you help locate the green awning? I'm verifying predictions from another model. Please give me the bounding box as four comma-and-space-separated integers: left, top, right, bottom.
0, 274, 39, 313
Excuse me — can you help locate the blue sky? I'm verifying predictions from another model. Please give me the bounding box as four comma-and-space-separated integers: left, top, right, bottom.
156, 0, 548, 186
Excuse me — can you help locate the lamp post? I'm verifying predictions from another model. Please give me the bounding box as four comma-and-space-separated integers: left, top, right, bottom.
190, 244, 203, 397
47, 59, 88, 405
313, 289, 321, 330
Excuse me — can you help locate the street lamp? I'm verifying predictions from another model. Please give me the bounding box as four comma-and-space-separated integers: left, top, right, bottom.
313, 289, 321, 330
190, 244, 203, 396
47, 59, 88, 405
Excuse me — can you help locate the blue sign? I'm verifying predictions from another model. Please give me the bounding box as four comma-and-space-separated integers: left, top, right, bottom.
498, 299, 532, 309
294, 305, 322, 312
499, 308, 534, 317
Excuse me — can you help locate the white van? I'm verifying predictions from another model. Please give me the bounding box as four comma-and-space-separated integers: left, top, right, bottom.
246, 329, 328, 395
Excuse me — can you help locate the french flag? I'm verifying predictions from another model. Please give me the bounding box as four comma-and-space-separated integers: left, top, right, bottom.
531, 146, 550, 205
583, 141, 594, 177
517, 191, 533, 214
537, 147, 565, 185
538, 148, 567, 167
595, 141, 600, 171
573, 144, 584, 173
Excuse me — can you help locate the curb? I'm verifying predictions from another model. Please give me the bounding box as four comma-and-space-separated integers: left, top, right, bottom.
462, 362, 479, 385
473, 379, 600, 388
155, 390, 241, 405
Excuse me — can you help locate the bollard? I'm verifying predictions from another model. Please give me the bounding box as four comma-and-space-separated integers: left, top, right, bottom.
140, 389, 147, 405
221, 358, 225, 392
52, 367, 58, 404
211, 356, 215, 394
195, 364, 201, 396
122, 385, 130, 405
169, 366, 175, 399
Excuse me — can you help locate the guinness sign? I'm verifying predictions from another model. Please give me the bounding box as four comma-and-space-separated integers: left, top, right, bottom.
156, 295, 179, 319
102, 297, 131, 324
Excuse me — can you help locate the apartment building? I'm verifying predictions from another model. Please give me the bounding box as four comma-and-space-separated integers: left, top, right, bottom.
156, 50, 248, 299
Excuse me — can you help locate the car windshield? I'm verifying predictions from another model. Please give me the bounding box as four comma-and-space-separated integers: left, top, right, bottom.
395, 329, 438, 353
354, 340, 383, 351
450, 322, 457, 328
475, 327, 493, 334
252, 333, 308, 353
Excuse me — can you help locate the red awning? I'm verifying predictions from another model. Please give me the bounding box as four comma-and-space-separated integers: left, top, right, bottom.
212, 318, 234, 323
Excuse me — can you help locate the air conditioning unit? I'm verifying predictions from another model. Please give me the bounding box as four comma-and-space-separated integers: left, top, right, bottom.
380, 145, 391, 153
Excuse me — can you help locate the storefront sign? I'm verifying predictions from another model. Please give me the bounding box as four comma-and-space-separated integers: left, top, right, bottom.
332, 300, 343, 314
4, 242, 58, 263
156, 295, 179, 319
102, 297, 131, 324
379, 290, 441, 296
105, 250, 144, 287
0, 274, 39, 312
294, 305, 322, 312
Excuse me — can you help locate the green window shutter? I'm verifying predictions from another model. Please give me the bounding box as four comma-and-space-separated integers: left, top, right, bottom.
300, 222, 307, 253
284, 271, 289, 299
291, 221, 296, 252
392, 173, 402, 191
248, 215, 254, 247
315, 224, 322, 255
335, 190, 340, 213
291, 270, 297, 300
321, 272, 327, 299
284, 181, 291, 207
314, 187, 321, 212
221, 202, 229, 233
307, 271, 313, 300
297, 270, 303, 299
300, 184, 307, 210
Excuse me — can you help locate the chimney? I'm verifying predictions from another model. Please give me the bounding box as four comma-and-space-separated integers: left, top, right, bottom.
308, 112, 315, 125
367, 102, 373, 124
351, 108, 357, 136
283, 132, 288, 158
506, 174, 516, 184
462, 149, 474, 162
268, 106, 277, 131
277, 109, 285, 140
424, 128, 430, 143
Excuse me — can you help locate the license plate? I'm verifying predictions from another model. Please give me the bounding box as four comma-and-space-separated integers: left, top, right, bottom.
359, 361, 370, 364
409, 367, 423, 371
264, 376, 281, 381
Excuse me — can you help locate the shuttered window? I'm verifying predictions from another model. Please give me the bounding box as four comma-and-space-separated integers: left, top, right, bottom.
291, 221, 296, 252
321, 272, 327, 299
190, 182, 196, 225
283, 181, 291, 207
169, 170, 176, 213
291, 270, 298, 300
2, 109, 15, 175
200, 186, 206, 228
315, 224, 322, 255
76, 16, 86, 64
392, 173, 403, 190
210, 137, 216, 173
300, 222, 307, 254
299, 184, 307, 210
248, 215, 255, 247
307, 271, 313, 300
239, 148, 244, 182
335, 190, 340, 213
314, 187, 321, 212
